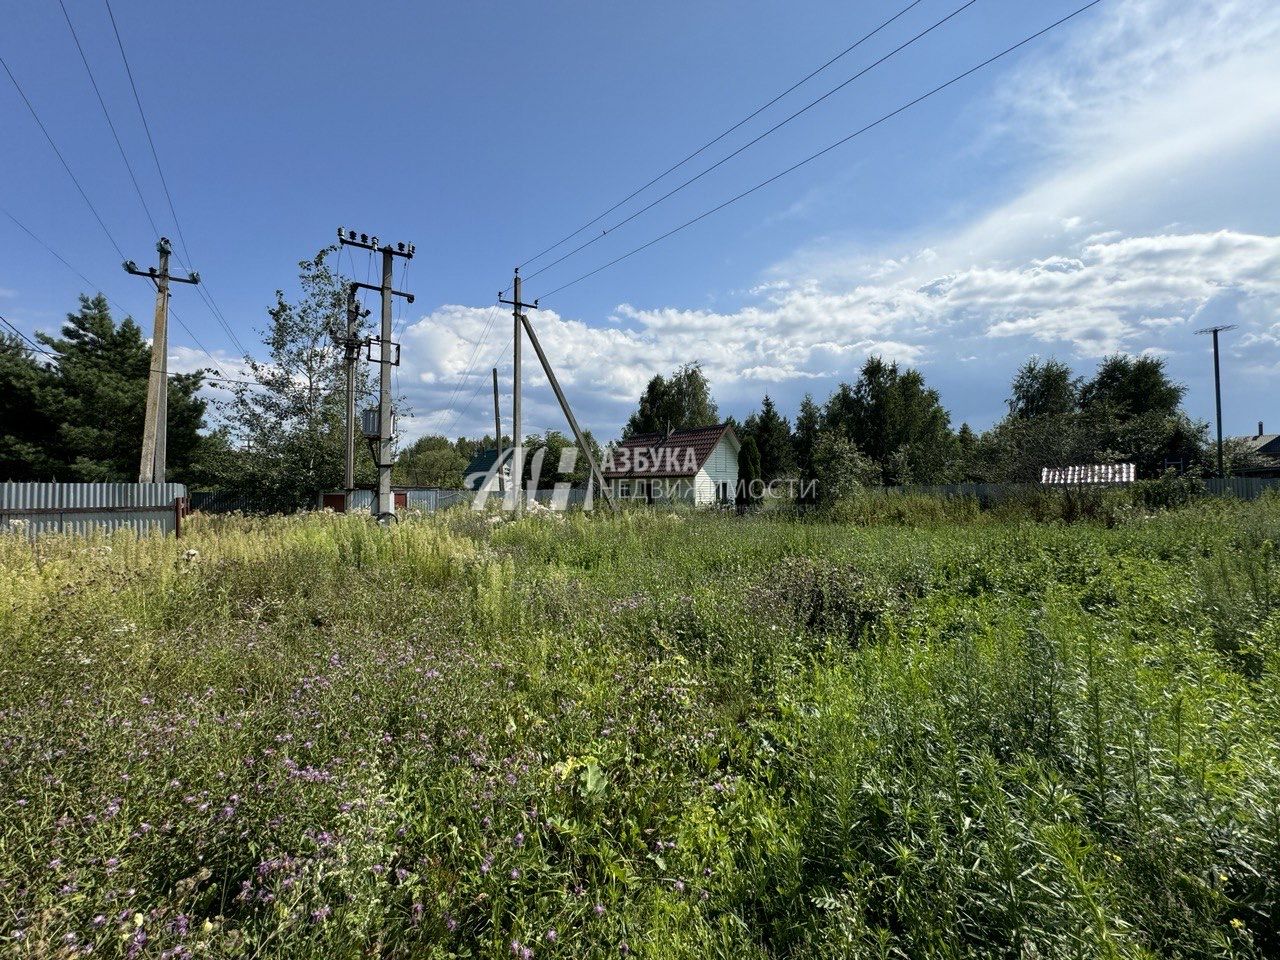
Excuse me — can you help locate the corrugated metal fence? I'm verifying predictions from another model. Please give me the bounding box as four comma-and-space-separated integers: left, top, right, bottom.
324, 487, 594, 514
1203, 477, 1280, 500
344, 489, 474, 513
1, 482, 188, 538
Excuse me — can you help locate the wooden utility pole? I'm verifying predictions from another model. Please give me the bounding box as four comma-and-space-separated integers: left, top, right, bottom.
338, 228, 414, 520
123, 237, 199, 484
339, 283, 370, 509
499, 269, 536, 515
492, 366, 504, 494
1196, 323, 1237, 478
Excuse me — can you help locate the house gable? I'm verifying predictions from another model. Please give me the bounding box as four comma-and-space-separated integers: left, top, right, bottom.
603, 424, 740, 479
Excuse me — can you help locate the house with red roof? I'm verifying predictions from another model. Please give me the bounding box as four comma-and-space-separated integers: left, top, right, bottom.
602, 423, 741, 506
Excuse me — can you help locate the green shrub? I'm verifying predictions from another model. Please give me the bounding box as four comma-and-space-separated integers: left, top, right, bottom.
1131, 469, 1207, 511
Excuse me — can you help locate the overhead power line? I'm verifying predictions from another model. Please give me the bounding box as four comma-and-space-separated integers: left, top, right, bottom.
1, 207, 130, 317
102, 0, 250, 360
536, 0, 1106, 302
519, 0, 930, 271
0, 313, 264, 388
57, 0, 162, 240
1, 205, 245, 384
430, 299, 503, 433
523, 0, 978, 284
5, 30, 247, 367
0, 313, 46, 355
443, 327, 513, 439
0, 53, 127, 260
102, 0, 190, 268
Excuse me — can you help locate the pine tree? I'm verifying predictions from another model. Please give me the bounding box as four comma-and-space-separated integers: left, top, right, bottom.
742, 394, 796, 481
793, 393, 822, 501
737, 435, 761, 507
0, 334, 59, 480
34, 294, 208, 482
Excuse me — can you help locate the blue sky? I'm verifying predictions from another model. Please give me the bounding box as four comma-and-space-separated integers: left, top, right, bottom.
3, 0, 1278, 443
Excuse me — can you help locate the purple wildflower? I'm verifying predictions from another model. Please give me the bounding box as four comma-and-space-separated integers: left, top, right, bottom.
126, 927, 147, 960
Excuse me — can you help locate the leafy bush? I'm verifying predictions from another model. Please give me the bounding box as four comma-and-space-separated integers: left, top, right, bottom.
1130, 469, 1206, 511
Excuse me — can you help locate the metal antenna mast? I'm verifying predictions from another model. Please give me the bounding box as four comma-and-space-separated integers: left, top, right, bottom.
123, 236, 199, 483
1196, 323, 1237, 478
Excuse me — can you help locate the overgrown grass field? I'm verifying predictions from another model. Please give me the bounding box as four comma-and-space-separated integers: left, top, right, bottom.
2, 502, 1279, 958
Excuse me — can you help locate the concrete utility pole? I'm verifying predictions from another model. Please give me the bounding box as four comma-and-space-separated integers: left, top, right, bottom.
520, 312, 617, 512
499, 269, 535, 515
338, 228, 414, 520
123, 237, 199, 484
492, 366, 504, 494
1196, 323, 1237, 478
339, 283, 370, 509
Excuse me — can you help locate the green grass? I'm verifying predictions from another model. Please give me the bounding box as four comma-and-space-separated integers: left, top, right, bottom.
2, 501, 1278, 958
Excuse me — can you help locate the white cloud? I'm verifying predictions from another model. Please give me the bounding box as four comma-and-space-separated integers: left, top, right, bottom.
356, 1, 1280, 442
387, 229, 1280, 441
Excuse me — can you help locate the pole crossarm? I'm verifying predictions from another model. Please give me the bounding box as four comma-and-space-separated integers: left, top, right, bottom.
124, 261, 200, 286
350, 280, 414, 303
337, 227, 415, 259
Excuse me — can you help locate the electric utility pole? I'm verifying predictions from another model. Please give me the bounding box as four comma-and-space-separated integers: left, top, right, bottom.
123, 237, 199, 484
338, 283, 370, 509
499, 269, 535, 515
1196, 323, 1237, 478
338, 228, 414, 520
492, 366, 504, 494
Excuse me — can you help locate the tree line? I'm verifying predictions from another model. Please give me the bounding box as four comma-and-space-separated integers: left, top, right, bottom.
2, 246, 1258, 508
622, 356, 1257, 504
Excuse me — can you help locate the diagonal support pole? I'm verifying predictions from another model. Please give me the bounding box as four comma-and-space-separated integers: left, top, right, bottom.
519, 312, 617, 512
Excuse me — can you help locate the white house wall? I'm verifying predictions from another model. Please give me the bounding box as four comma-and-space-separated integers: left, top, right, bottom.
706, 437, 740, 502
608, 432, 740, 507
692, 469, 714, 505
